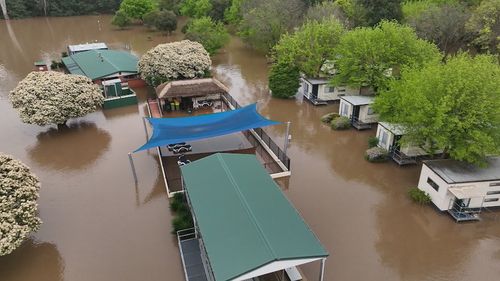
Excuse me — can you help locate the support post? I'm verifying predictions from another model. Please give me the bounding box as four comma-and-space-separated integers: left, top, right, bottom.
128, 152, 138, 183
142, 117, 149, 140
319, 258, 326, 281
283, 121, 291, 155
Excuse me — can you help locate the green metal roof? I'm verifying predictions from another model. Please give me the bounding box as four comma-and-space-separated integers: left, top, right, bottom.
181, 153, 328, 281
61, 50, 138, 80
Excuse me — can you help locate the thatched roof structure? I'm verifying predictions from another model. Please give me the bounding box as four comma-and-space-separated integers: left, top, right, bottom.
156, 78, 229, 99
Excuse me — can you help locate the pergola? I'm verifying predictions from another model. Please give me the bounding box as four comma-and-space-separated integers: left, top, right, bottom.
179, 153, 328, 281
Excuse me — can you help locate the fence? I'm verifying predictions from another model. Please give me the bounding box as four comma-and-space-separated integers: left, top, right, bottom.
222, 92, 291, 170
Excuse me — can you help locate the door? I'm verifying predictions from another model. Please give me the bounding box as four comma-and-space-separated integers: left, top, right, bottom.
392, 135, 402, 153
312, 84, 319, 99
352, 105, 360, 120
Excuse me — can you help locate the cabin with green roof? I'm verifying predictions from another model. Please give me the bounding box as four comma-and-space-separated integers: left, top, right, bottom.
62, 49, 142, 109
177, 153, 328, 281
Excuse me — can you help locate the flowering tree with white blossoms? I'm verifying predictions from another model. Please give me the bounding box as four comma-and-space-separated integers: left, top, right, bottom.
138, 40, 212, 86
9, 71, 104, 127
0, 153, 42, 256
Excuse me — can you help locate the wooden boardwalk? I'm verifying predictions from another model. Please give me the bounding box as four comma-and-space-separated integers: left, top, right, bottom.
147, 98, 162, 118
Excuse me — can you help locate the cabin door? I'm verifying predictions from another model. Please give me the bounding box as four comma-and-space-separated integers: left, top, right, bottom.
312, 84, 319, 99
392, 135, 402, 153
352, 105, 360, 119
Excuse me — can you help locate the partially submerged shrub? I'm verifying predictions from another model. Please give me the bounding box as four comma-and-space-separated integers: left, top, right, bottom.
408, 187, 431, 205
169, 192, 194, 233
0, 153, 42, 256
321, 112, 339, 123
330, 116, 351, 130
365, 147, 389, 162
368, 136, 379, 148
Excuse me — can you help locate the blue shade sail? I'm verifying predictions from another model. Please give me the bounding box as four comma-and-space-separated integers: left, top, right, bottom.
134, 104, 280, 152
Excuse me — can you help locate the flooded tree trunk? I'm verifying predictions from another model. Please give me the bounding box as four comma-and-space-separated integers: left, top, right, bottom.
57, 121, 68, 130
0, 0, 9, 20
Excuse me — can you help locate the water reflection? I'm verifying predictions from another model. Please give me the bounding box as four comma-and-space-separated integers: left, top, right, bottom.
0, 239, 64, 281
102, 105, 140, 120
28, 122, 111, 171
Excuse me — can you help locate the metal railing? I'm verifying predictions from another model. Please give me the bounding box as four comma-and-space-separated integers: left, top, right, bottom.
350, 115, 372, 129
447, 199, 481, 222
222, 92, 291, 170
389, 146, 417, 165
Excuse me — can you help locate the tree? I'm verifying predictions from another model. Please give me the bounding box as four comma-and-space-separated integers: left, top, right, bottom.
144, 10, 178, 33
112, 10, 131, 28
268, 61, 300, 99
466, 0, 500, 54
158, 0, 180, 14
138, 40, 212, 86
238, 0, 307, 51
0, 153, 42, 256
355, 0, 403, 26
185, 17, 230, 54
409, 4, 471, 57
332, 21, 442, 92
374, 53, 500, 166
305, 1, 351, 27
180, 0, 212, 18
224, 0, 243, 24
273, 18, 345, 77
9, 72, 104, 127
209, 0, 231, 22
119, 0, 156, 20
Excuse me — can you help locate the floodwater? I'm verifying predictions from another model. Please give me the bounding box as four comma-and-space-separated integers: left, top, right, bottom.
0, 15, 499, 281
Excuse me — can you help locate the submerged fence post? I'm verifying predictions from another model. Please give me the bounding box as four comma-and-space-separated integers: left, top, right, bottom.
319, 258, 326, 281
128, 152, 138, 183
284, 121, 291, 155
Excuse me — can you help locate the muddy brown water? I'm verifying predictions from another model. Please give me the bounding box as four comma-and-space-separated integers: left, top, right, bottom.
0, 16, 499, 281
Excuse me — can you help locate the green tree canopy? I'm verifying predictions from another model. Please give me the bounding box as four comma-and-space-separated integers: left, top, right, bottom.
304, 1, 351, 28
180, 0, 212, 18
332, 21, 442, 91
355, 0, 403, 26
185, 16, 230, 54
273, 18, 345, 77
144, 9, 178, 33
119, 0, 156, 20
374, 53, 500, 166
224, 0, 243, 24
466, 0, 500, 54
111, 9, 131, 28
268, 61, 300, 99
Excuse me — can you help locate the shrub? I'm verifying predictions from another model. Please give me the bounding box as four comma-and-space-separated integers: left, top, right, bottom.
268, 61, 300, 99
330, 116, 351, 130
112, 10, 131, 28
368, 136, 379, 148
321, 113, 340, 123
144, 10, 178, 33
408, 187, 431, 205
365, 147, 389, 162
169, 193, 194, 233
185, 17, 230, 55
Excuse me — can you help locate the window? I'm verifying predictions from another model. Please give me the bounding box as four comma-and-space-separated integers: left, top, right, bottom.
337, 87, 346, 92
484, 198, 499, 203
427, 177, 439, 191
379, 130, 388, 147
325, 86, 335, 93
367, 107, 375, 115
303, 82, 309, 94
490, 182, 500, 187
486, 190, 500, 195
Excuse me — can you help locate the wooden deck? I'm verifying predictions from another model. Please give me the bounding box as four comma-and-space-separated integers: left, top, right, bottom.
147, 98, 162, 118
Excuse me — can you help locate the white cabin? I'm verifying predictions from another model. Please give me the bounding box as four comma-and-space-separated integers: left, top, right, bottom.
67, 42, 108, 55
376, 122, 428, 165
339, 96, 378, 130
418, 157, 500, 222
300, 77, 359, 105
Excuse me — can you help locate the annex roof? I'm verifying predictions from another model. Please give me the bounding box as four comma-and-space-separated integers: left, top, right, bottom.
181, 153, 328, 281
340, 95, 375, 106
133, 104, 279, 152
424, 157, 500, 184
378, 122, 405, 136
67, 42, 108, 54
62, 49, 138, 80
303, 77, 330, 85
155, 78, 229, 99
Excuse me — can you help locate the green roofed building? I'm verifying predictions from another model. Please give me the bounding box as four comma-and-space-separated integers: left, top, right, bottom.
179, 153, 328, 281
62, 49, 140, 109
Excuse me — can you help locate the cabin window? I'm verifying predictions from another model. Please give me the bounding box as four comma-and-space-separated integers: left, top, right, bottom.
486, 190, 500, 195
367, 107, 375, 115
427, 177, 439, 191
326, 86, 335, 93
340, 102, 349, 116
484, 198, 499, 203
379, 130, 388, 147
490, 182, 500, 187
304, 82, 309, 93
337, 87, 346, 92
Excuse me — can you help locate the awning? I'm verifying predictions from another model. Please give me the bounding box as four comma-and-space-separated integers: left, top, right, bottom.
134, 104, 280, 152
449, 186, 484, 199
181, 153, 328, 281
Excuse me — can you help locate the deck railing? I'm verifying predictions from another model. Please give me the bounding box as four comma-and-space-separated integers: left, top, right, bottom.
221, 92, 291, 170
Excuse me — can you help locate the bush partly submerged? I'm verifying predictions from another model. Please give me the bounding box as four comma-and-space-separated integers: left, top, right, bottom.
365, 147, 389, 162
321, 112, 339, 123
330, 116, 351, 130
408, 187, 431, 205
170, 192, 194, 233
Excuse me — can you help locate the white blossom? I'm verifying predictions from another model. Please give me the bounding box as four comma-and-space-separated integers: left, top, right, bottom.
9, 71, 104, 126
0, 153, 41, 256
138, 40, 212, 86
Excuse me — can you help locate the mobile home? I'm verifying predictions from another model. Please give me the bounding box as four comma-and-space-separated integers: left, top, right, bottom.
417, 157, 500, 222
339, 96, 378, 130
376, 122, 428, 165
300, 77, 359, 105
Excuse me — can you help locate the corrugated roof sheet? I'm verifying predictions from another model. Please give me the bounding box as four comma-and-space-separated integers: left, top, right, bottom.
67, 43, 108, 53
181, 153, 328, 281
156, 78, 229, 98
62, 50, 138, 80
425, 157, 500, 184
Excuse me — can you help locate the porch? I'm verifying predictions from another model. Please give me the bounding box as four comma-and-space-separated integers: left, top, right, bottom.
389, 148, 417, 166
350, 116, 372, 130
447, 187, 483, 222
